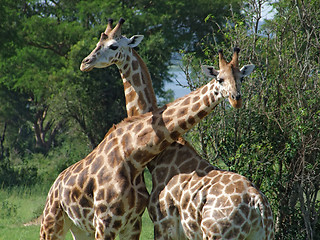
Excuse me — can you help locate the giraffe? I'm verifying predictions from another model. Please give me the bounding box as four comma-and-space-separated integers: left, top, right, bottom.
40, 28, 260, 239
79, 18, 274, 239
42, 19, 260, 240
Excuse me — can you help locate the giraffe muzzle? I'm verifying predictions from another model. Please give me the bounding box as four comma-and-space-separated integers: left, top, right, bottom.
228, 96, 242, 109
80, 58, 94, 72
231, 93, 241, 101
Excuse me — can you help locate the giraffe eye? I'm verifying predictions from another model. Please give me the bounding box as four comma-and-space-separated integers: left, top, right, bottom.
109, 44, 119, 50
217, 78, 224, 84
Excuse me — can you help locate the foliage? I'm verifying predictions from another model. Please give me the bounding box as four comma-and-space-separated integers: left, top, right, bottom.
183, 1, 320, 239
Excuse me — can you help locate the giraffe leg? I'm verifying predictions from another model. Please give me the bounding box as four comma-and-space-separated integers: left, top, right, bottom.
153, 217, 187, 240
118, 216, 142, 240
40, 204, 71, 240
200, 209, 223, 240
94, 216, 117, 240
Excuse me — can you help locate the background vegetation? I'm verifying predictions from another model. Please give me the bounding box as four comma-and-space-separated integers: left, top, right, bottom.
0, 0, 319, 239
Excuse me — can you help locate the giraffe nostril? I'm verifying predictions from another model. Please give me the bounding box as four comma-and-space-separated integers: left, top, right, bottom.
83, 58, 92, 64
232, 94, 241, 100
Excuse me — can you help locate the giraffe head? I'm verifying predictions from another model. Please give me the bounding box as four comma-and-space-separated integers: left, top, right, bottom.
80, 18, 144, 72
202, 48, 255, 108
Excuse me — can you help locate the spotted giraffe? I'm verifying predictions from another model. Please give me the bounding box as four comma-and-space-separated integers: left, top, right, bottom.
79, 18, 274, 239
41, 19, 268, 240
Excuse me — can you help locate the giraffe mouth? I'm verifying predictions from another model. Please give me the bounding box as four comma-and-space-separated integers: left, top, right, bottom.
80, 63, 94, 72
80, 56, 96, 72
228, 96, 242, 109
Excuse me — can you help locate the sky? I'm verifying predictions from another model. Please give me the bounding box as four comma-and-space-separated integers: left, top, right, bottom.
165, 66, 191, 99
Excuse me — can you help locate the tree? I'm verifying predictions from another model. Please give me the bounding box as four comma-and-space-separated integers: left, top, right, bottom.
183, 0, 320, 239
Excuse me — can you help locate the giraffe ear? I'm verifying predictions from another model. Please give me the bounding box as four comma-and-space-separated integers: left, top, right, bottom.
128, 35, 144, 48
201, 65, 219, 78
240, 64, 255, 77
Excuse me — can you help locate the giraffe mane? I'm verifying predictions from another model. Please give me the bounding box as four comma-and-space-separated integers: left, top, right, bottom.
131, 49, 158, 110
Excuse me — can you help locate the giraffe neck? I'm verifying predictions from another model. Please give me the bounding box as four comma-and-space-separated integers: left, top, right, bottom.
104, 79, 223, 172
117, 48, 158, 117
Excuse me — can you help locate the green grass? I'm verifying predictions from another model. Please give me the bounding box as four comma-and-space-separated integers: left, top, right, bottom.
0, 169, 154, 240
0, 184, 48, 240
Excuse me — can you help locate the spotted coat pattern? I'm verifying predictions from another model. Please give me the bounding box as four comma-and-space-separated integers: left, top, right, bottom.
40, 18, 274, 240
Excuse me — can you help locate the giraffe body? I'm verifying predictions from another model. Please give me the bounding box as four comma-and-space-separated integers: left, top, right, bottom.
76, 18, 274, 239
41, 121, 150, 239
148, 140, 273, 239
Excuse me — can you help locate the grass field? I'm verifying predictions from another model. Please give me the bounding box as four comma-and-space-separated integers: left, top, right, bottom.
0, 170, 154, 240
